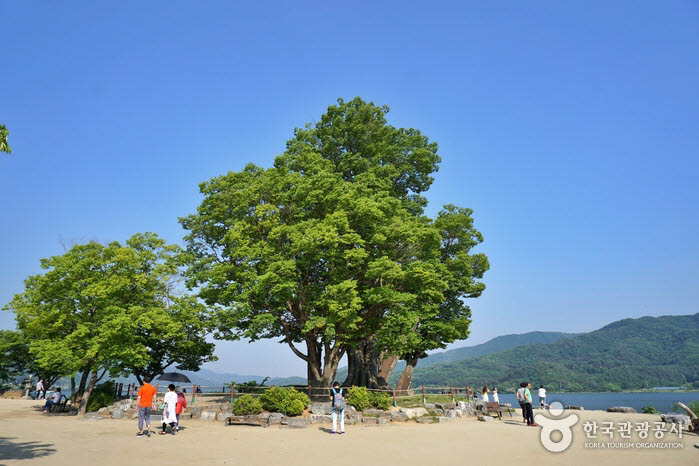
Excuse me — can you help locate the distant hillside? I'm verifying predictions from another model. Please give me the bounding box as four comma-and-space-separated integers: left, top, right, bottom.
409, 313, 699, 392
335, 331, 578, 383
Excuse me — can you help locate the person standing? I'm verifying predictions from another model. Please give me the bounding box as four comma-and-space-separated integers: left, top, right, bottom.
516, 383, 526, 423
538, 385, 546, 408
136, 378, 156, 437
481, 386, 490, 402
492, 387, 499, 404
175, 388, 188, 432
35, 379, 45, 400
523, 382, 537, 427
160, 384, 178, 435
329, 381, 345, 434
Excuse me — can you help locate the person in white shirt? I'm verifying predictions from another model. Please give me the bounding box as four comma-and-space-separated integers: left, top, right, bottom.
160, 384, 179, 435
35, 379, 45, 400
492, 387, 499, 404
538, 385, 547, 408
481, 386, 490, 402
42, 387, 63, 412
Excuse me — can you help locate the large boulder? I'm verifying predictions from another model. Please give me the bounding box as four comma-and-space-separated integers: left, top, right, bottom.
607, 406, 636, 414
216, 412, 232, 422
311, 403, 332, 415
188, 406, 204, 418
199, 411, 217, 421
390, 411, 410, 422
344, 413, 362, 425
444, 409, 458, 419
430, 408, 444, 416
111, 408, 124, 419
435, 402, 456, 411
478, 415, 494, 422
363, 409, 388, 416
267, 413, 283, 425
661, 413, 691, 427
398, 407, 428, 419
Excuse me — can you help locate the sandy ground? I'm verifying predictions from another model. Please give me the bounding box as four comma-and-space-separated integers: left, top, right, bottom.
0, 399, 696, 465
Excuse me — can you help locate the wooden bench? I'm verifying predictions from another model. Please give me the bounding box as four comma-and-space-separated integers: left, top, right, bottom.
47, 395, 70, 413
484, 402, 515, 419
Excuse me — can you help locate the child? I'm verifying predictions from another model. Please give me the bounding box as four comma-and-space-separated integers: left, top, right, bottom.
175, 388, 187, 431
492, 387, 499, 404
329, 381, 345, 434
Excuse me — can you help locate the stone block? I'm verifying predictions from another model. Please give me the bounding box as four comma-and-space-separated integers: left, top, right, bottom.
424, 403, 436, 409
661, 413, 691, 427
436, 416, 453, 423
311, 414, 332, 424
477, 415, 494, 422
444, 409, 457, 419
435, 402, 456, 411
416, 416, 434, 424
216, 412, 232, 422
281, 417, 309, 428
188, 406, 204, 418
267, 413, 283, 425
344, 414, 362, 425
199, 411, 217, 421
363, 409, 387, 416
111, 408, 123, 419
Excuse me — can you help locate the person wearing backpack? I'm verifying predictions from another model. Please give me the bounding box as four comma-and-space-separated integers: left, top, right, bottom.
329, 381, 345, 434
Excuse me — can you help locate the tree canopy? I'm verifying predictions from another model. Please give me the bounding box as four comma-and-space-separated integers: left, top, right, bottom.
181, 97, 488, 387
0, 125, 11, 154
4, 233, 215, 412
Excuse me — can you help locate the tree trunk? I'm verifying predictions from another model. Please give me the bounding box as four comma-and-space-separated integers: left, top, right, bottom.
341, 339, 386, 388
304, 337, 344, 389
377, 353, 399, 387
395, 354, 420, 395
73, 366, 91, 405
70, 377, 76, 404
78, 370, 99, 415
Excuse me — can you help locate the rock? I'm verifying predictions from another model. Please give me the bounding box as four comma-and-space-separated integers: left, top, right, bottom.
344, 414, 362, 425
188, 406, 204, 418
267, 413, 283, 425
435, 402, 456, 410
436, 416, 453, 423
398, 407, 428, 419
424, 403, 436, 409
97, 407, 111, 414
416, 416, 434, 424
458, 402, 476, 416
607, 406, 636, 413
474, 401, 487, 412
311, 414, 332, 424
362, 416, 387, 424
478, 415, 494, 422
200, 411, 217, 421
111, 408, 124, 419
390, 412, 410, 422
131, 412, 138, 419
310, 403, 332, 415
565, 406, 584, 410
430, 408, 444, 416
281, 417, 309, 428
221, 403, 232, 411
216, 412, 232, 422
444, 409, 458, 419
362, 409, 388, 416
661, 413, 691, 427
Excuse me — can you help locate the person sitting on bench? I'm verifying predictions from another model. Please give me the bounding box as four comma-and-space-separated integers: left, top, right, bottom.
43, 388, 62, 413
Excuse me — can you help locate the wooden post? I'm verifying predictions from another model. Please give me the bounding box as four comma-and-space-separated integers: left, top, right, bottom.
230, 384, 235, 404
451, 386, 455, 403
392, 389, 397, 407
422, 385, 426, 405
307, 384, 311, 401
117, 383, 123, 399
191, 384, 196, 403
126, 383, 131, 399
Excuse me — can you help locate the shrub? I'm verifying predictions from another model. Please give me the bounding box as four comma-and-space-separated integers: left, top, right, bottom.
283, 398, 305, 416
233, 394, 263, 415
259, 387, 309, 415
347, 386, 370, 411
641, 405, 660, 414
370, 391, 392, 410
86, 381, 116, 412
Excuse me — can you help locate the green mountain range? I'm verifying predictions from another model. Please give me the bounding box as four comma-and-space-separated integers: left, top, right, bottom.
409, 313, 699, 392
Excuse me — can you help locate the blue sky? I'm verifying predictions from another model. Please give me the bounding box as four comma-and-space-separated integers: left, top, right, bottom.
2, 1, 698, 378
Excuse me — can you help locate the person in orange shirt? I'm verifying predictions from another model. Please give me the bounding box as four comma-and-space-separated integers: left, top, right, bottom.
136, 378, 157, 437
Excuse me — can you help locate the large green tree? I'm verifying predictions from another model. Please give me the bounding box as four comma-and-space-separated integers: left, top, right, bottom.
5, 233, 215, 414
181, 98, 488, 388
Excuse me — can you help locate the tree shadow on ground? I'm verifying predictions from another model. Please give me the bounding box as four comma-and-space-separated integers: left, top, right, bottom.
0, 437, 56, 461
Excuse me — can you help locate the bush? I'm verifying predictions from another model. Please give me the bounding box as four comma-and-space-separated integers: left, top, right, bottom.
233, 394, 263, 415
642, 405, 660, 414
347, 387, 370, 411
283, 398, 305, 416
370, 391, 392, 410
86, 381, 116, 413
259, 387, 309, 416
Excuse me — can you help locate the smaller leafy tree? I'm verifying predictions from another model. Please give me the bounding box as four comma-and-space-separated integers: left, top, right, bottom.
283, 399, 305, 416
235, 377, 269, 394
233, 394, 263, 415
0, 124, 11, 155
347, 386, 371, 411
641, 405, 660, 414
